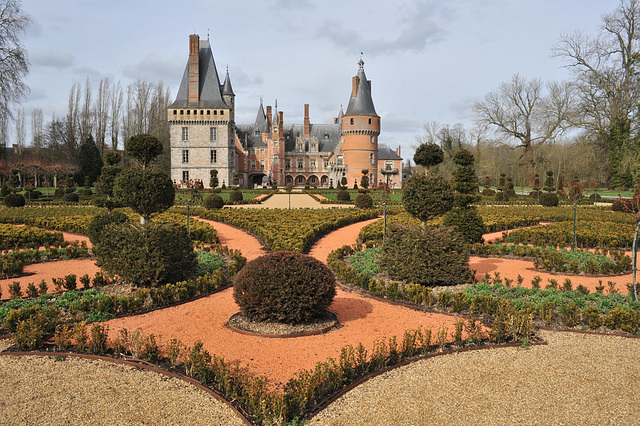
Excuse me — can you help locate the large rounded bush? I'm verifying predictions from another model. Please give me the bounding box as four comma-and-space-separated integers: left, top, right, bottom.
481, 188, 495, 196
229, 189, 243, 202
612, 199, 627, 212
378, 224, 472, 286
93, 222, 196, 287
539, 192, 559, 207
402, 174, 453, 223
443, 207, 485, 244
114, 167, 174, 223
204, 194, 225, 209
336, 190, 351, 201
63, 193, 79, 203
355, 193, 373, 209
3, 193, 25, 207
233, 251, 336, 323
88, 211, 129, 245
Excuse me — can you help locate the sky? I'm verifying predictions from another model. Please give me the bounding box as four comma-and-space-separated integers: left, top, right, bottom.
16, 0, 622, 161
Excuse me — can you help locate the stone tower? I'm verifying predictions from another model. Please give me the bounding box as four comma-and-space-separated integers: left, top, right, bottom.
168, 34, 235, 188
341, 59, 380, 188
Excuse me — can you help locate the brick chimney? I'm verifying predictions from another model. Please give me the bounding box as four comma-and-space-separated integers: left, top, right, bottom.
351, 75, 359, 98
188, 34, 200, 104
304, 104, 310, 139
396, 146, 401, 156
266, 106, 272, 129
278, 111, 284, 135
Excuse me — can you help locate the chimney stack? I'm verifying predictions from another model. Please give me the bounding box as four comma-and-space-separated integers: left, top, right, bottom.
266, 106, 272, 129
278, 111, 284, 135
304, 104, 310, 139
351, 75, 360, 98
396, 146, 401, 156
188, 35, 200, 104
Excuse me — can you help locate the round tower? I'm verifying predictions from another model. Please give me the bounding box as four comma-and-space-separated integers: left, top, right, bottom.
341, 59, 380, 188
222, 66, 235, 123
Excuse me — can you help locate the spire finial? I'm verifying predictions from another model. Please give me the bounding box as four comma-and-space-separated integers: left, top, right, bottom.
207, 28, 210, 40
359, 52, 364, 69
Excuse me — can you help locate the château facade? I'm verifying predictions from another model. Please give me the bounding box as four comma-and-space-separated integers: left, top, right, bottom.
169, 34, 402, 189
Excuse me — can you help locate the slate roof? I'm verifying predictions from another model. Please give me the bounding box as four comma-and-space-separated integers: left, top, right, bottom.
345, 60, 378, 117
222, 68, 234, 96
378, 144, 402, 160
169, 40, 229, 109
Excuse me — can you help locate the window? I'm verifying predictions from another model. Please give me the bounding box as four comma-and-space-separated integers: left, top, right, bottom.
296, 176, 305, 185
298, 145, 303, 152
182, 171, 189, 182
350, 118, 354, 125
260, 160, 265, 169
211, 149, 217, 164
297, 159, 303, 169
206, 110, 210, 116
255, 130, 260, 136
370, 136, 375, 144
368, 118, 372, 124
310, 176, 317, 184
260, 149, 264, 155
285, 159, 291, 169
337, 156, 343, 166
385, 161, 393, 171
187, 110, 190, 115
182, 150, 189, 163
251, 159, 256, 169
370, 153, 375, 165
214, 110, 218, 115
310, 159, 316, 169
210, 127, 217, 141
173, 110, 177, 115
182, 127, 188, 141
311, 144, 317, 152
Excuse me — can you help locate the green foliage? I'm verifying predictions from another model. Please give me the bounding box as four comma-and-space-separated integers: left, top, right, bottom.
354, 193, 373, 209
379, 224, 472, 286
443, 207, 485, 243
195, 250, 223, 276
125, 133, 163, 168
336, 190, 351, 201
98, 166, 122, 198
229, 189, 243, 202
77, 135, 103, 184
104, 151, 121, 166
0, 224, 65, 250
87, 210, 129, 245
4, 193, 25, 207
413, 143, 444, 169
209, 169, 219, 190
348, 247, 381, 275
114, 167, 175, 223
233, 251, 336, 323
402, 173, 454, 223
63, 192, 79, 203
539, 192, 559, 207
93, 222, 197, 287
204, 194, 225, 209
544, 171, 556, 192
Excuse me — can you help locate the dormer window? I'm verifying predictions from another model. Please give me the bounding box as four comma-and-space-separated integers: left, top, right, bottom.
324, 133, 329, 140
350, 118, 354, 125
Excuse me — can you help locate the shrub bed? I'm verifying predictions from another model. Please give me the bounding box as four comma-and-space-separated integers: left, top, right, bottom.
0, 224, 66, 250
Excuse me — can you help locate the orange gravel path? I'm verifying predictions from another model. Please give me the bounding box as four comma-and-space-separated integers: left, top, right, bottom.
106, 217, 462, 384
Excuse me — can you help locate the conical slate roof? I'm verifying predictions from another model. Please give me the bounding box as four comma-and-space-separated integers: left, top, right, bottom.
222, 67, 234, 96
345, 60, 378, 117
254, 99, 268, 133
170, 40, 229, 109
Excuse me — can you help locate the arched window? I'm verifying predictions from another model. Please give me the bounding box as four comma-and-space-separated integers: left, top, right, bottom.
370, 153, 375, 165
296, 175, 305, 185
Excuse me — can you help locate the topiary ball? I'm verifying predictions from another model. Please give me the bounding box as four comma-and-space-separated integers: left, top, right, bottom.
229, 189, 243, 202
233, 251, 336, 324
63, 193, 79, 203
3, 193, 25, 207
336, 190, 351, 201
88, 211, 129, 245
539, 192, 559, 207
204, 194, 225, 209
355, 193, 373, 209
481, 188, 495, 196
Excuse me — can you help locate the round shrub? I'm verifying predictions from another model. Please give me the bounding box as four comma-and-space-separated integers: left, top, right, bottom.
481, 188, 495, 196
0, 184, 10, 197
204, 194, 225, 209
54, 188, 65, 199
3, 193, 25, 207
229, 189, 243, 202
402, 174, 453, 223
506, 188, 516, 197
233, 251, 336, 323
443, 207, 485, 243
529, 190, 542, 198
379, 224, 472, 286
93, 222, 196, 287
539, 192, 559, 207
25, 190, 41, 200
114, 167, 175, 223
336, 190, 351, 201
78, 188, 93, 196
355, 193, 373, 209
88, 211, 129, 245
589, 193, 602, 202
612, 199, 627, 212
494, 191, 509, 201
63, 193, 79, 203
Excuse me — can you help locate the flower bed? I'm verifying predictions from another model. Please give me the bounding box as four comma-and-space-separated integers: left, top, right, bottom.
0, 224, 66, 250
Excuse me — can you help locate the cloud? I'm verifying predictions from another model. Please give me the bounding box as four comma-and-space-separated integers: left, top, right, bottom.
449, 97, 476, 122
273, 0, 314, 10
73, 67, 106, 82
123, 54, 184, 83
379, 112, 423, 134
317, 1, 452, 55
230, 67, 264, 88
25, 87, 47, 102
29, 48, 74, 69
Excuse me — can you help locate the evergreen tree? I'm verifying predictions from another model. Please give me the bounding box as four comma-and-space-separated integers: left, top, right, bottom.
77, 135, 103, 185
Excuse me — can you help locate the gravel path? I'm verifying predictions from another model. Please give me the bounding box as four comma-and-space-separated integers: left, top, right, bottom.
0, 355, 246, 425
310, 330, 640, 425
228, 193, 351, 209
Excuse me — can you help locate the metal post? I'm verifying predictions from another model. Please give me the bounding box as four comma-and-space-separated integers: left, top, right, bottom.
186, 203, 190, 237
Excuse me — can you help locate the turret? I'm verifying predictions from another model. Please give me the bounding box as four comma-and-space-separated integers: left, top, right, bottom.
341, 59, 380, 188
222, 66, 235, 122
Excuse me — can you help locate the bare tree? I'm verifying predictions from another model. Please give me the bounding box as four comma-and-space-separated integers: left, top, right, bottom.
553, 0, 640, 186
31, 107, 43, 153
110, 81, 124, 150
0, 0, 30, 121
95, 77, 111, 153
473, 75, 574, 186
15, 106, 24, 156
65, 83, 81, 156
79, 77, 94, 143
0, 113, 8, 160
